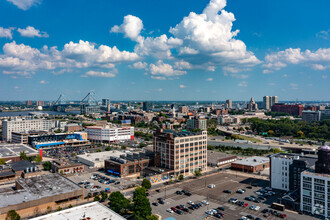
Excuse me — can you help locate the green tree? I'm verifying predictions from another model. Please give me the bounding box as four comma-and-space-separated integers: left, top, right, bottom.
5, 210, 20, 220
20, 151, 28, 160
101, 191, 108, 201
121, 145, 127, 150
0, 158, 6, 165
178, 174, 184, 181
108, 191, 131, 214
273, 148, 282, 154
141, 179, 151, 189
43, 161, 51, 171
94, 195, 100, 201
194, 170, 202, 177
133, 187, 152, 220
146, 215, 159, 220
105, 146, 111, 151
34, 155, 42, 164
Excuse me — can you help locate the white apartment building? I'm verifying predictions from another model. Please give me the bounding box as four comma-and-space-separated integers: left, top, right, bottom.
2, 119, 54, 142
270, 154, 292, 191
85, 125, 134, 143
301, 170, 330, 218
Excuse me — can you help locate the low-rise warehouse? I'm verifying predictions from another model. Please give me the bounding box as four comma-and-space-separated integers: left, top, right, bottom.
0, 143, 39, 162
31, 201, 126, 220
207, 151, 237, 167
77, 150, 125, 168
0, 173, 84, 219
231, 156, 269, 173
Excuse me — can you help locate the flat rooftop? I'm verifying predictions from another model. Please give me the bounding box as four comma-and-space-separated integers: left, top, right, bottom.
0, 173, 81, 209
207, 151, 237, 164
0, 144, 38, 159
302, 167, 330, 178
31, 202, 126, 220
232, 156, 269, 166
271, 153, 317, 166
162, 129, 204, 138
77, 150, 125, 163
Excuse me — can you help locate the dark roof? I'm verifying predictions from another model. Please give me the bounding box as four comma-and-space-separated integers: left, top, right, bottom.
0, 170, 15, 177
11, 160, 35, 171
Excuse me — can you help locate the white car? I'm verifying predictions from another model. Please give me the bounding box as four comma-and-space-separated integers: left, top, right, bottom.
202, 200, 209, 205
255, 206, 260, 211
208, 184, 215, 188
166, 208, 173, 213
240, 217, 248, 220
232, 199, 238, 204
255, 192, 262, 195
187, 200, 194, 205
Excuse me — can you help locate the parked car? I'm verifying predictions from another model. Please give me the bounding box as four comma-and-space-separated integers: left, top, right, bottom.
223, 190, 231, 193
246, 214, 255, 219
244, 203, 249, 207
176, 209, 183, 215
176, 190, 182, 195
217, 206, 225, 211
208, 184, 215, 188
250, 205, 256, 210
202, 200, 209, 205
152, 202, 158, 206
255, 206, 260, 211
187, 200, 194, 205
166, 208, 173, 213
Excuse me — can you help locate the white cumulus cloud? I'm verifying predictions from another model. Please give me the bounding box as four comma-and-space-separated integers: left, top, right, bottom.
179, 84, 186, 88
129, 61, 148, 69
82, 70, 118, 78
264, 48, 330, 72
110, 15, 143, 42
0, 27, 15, 39
17, 26, 48, 38
149, 60, 186, 79
6, 0, 40, 10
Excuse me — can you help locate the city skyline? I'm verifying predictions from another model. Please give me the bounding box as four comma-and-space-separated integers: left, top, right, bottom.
0, 0, 329, 101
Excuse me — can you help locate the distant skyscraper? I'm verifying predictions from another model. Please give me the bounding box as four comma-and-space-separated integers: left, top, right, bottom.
225, 99, 232, 109
102, 99, 110, 106
36, 101, 44, 106
271, 96, 278, 107
263, 96, 278, 110
142, 101, 152, 111
248, 97, 258, 111
26, 100, 33, 106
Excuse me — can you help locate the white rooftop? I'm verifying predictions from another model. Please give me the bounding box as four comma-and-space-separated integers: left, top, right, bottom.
232, 156, 269, 166
77, 150, 125, 163
31, 202, 126, 220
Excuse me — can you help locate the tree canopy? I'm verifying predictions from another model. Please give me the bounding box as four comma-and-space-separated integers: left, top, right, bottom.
141, 179, 151, 189
133, 187, 152, 220
6, 210, 20, 220
108, 191, 131, 214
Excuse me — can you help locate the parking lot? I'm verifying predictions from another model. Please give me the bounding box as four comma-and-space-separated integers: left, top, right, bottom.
67, 170, 139, 195
149, 172, 319, 220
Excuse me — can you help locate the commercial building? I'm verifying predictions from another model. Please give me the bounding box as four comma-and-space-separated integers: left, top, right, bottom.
77, 150, 125, 168
31, 202, 126, 220
247, 97, 258, 111
64, 123, 81, 132
142, 101, 152, 111
271, 103, 304, 116
26, 100, 33, 106
179, 106, 189, 114
300, 146, 330, 218
302, 110, 321, 123
80, 104, 101, 115
0, 144, 39, 163
231, 156, 269, 173
28, 132, 89, 150
0, 173, 84, 219
12, 130, 48, 144
225, 99, 232, 109
104, 152, 150, 177
51, 160, 84, 175
321, 110, 330, 120
270, 153, 317, 191
36, 101, 45, 106
186, 116, 207, 130
207, 151, 237, 167
102, 98, 110, 106
153, 129, 208, 176
218, 112, 271, 125
85, 125, 134, 143
0, 160, 40, 183
2, 118, 55, 142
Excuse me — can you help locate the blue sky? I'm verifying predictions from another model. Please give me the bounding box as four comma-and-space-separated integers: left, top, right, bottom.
0, 0, 329, 101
